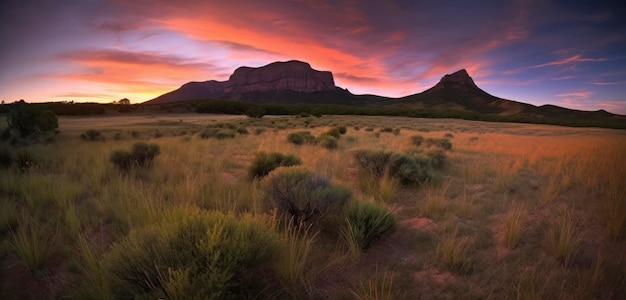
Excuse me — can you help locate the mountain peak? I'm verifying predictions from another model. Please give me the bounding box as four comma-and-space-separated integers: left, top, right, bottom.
428, 68, 478, 92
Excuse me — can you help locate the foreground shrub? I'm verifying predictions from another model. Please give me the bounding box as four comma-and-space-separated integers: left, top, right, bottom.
426, 149, 447, 169
110, 142, 160, 171
80, 129, 104, 141
287, 131, 316, 145
248, 152, 302, 179
105, 209, 280, 299
352, 150, 433, 185
263, 167, 351, 226
317, 134, 339, 149
341, 200, 396, 254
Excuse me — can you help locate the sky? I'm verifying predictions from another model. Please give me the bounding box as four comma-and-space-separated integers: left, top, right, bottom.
1, 0, 625, 114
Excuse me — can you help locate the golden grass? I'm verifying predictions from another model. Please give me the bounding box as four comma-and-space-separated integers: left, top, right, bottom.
1, 114, 624, 298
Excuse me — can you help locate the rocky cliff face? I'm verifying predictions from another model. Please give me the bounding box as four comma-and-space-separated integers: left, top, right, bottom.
224, 60, 336, 97
429, 69, 479, 92
146, 60, 337, 104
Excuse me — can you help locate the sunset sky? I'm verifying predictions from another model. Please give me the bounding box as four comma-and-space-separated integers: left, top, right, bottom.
1, 0, 625, 114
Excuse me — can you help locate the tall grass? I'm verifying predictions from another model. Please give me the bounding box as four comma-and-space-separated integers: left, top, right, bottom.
436, 226, 473, 274
351, 268, 395, 300
275, 221, 317, 296
8, 216, 55, 275
503, 205, 526, 249
545, 208, 580, 266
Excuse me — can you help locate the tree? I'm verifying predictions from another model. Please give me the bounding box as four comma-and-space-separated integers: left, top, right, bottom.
7, 100, 59, 137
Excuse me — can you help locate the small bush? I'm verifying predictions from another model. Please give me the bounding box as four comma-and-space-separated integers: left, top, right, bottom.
287, 131, 316, 145
342, 200, 396, 251
425, 138, 453, 151
254, 127, 266, 135
352, 150, 433, 185
110, 142, 160, 171
436, 226, 473, 274
426, 150, 447, 169
0, 146, 12, 168
236, 127, 249, 135
325, 126, 347, 139
380, 127, 393, 133
263, 167, 351, 226
410, 135, 424, 147
392, 128, 401, 136
200, 128, 235, 139
105, 209, 280, 299
248, 152, 302, 179
80, 129, 104, 141
365, 127, 374, 132
245, 107, 266, 118
317, 134, 339, 150
444, 133, 454, 138
15, 149, 35, 171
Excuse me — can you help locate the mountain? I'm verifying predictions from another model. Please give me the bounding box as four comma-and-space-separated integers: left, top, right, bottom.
146, 60, 366, 104
145, 60, 624, 124
392, 69, 536, 115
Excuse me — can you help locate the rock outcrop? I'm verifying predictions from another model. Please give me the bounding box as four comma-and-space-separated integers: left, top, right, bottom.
145, 60, 337, 104
428, 69, 479, 92
224, 60, 336, 97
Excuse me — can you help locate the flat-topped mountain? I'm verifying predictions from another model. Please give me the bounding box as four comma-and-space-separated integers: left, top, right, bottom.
146, 60, 345, 104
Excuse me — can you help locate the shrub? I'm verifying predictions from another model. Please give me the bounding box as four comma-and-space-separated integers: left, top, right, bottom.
15, 149, 35, 171
317, 134, 339, 150
200, 128, 235, 139
80, 129, 104, 141
341, 201, 396, 252
425, 138, 453, 151
253, 127, 266, 135
325, 126, 347, 139
7, 100, 58, 137
245, 107, 266, 118
352, 150, 433, 185
263, 167, 351, 226
236, 127, 249, 135
287, 131, 316, 145
105, 209, 280, 299
426, 150, 447, 169
248, 152, 302, 179
110, 142, 160, 171
444, 133, 454, 138
410, 135, 424, 147
0, 146, 12, 168
392, 128, 401, 136
380, 127, 393, 133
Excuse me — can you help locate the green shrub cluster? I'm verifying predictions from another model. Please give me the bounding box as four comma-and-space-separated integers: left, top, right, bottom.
262, 167, 351, 226
352, 150, 433, 185
317, 134, 339, 149
342, 200, 396, 250
110, 142, 160, 171
105, 209, 280, 299
248, 152, 302, 179
411, 135, 424, 147
325, 126, 347, 138
80, 129, 104, 141
287, 131, 317, 145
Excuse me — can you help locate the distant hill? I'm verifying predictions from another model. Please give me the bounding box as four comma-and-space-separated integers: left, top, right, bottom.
144, 60, 625, 127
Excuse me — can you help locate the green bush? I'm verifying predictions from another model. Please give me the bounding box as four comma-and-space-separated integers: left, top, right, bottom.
287, 131, 316, 145
110, 142, 160, 171
352, 150, 433, 185
263, 167, 351, 226
236, 127, 249, 135
317, 134, 339, 150
105, 209, 280, 299
245, 107, 266, 118
380, 127, 393, 133
248, 152, 302, 179
80, 129, 104, 141
7, 100, 58, 137
342, 200, 396, 250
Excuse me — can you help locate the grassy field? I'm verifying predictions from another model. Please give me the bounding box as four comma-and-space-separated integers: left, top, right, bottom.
0, 113, 624, 299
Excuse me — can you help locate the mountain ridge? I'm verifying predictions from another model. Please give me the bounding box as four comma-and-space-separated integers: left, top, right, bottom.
144, 60, 624, 120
